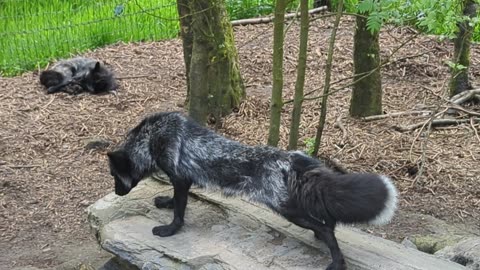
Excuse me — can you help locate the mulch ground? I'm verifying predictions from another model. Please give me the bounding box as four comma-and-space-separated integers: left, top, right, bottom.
1, 16, 479, 268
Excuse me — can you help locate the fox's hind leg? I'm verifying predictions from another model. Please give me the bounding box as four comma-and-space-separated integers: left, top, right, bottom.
281, 207, 346, 270
152, 178, 192, 237
46, 80, 72, 94
154, 196, 173, 209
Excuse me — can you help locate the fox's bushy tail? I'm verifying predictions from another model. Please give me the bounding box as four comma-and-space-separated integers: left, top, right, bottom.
39, 70, 64, 88
298, 168, 398, 225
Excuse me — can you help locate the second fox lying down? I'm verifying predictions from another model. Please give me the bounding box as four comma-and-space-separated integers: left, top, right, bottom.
107, 111, 398, 270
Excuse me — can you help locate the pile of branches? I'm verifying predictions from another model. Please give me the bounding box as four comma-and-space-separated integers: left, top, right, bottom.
363, 89, 480, 133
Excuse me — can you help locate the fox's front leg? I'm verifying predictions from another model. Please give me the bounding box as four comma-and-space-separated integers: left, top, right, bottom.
152, 178, 191, 237
154, 196, 174, 209
46, 80, 73, 94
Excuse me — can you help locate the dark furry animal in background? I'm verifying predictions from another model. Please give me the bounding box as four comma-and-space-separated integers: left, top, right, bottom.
39, 57, 117, 95
107, 111, 398, 270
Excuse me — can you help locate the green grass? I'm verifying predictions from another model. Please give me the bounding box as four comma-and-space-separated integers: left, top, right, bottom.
0, 0, 179, 76
0, 0, 307, 76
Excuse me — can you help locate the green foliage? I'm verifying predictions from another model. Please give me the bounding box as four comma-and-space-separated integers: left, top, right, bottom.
225, 0, 303, 20
446, 60, 467, 71
330, 0, 480, 41
0, 0, 307, 76
226, 0, 274, 19
304, 137, 315, 155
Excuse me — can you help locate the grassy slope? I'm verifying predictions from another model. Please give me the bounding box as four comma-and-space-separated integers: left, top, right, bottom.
0, 0, 302, 76
0, 0, 179, 76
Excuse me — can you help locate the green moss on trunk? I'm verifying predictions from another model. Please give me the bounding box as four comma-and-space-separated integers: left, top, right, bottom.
449, 0, 476, 97
267, 0, 287, 147
176, 0, 193, 106
288, 0, 309, 150
350, 14, 382, 118
187, 0, 245, 125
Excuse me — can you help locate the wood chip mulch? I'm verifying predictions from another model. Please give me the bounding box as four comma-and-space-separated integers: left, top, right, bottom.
0, 16, 479, 265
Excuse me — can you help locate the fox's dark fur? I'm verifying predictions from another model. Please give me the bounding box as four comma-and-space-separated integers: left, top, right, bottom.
39, 57, 117, 95
107, 112, 398, 270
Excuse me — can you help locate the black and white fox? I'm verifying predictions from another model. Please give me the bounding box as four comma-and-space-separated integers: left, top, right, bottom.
39, 57, 117, 94
107, 112, 398, 270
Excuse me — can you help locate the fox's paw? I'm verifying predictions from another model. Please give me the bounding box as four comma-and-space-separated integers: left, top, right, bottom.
154, 196, 174, 209
326, 260, 346, 270
152, 224, 180, 237
47, 86, 58, 94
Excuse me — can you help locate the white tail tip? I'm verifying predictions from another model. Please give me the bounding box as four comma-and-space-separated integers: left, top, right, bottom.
369, 175, 398, 225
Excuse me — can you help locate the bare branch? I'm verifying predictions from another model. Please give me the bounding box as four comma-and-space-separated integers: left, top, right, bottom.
447, 104, 480, 117
362, 111, 432, 121
471, 118, 480, 144
312, 0, 344, 156
395, 118, 480, 132
232, 6, 328, 26
449, 88, 480, 104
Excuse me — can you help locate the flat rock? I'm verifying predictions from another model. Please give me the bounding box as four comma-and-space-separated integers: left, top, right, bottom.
88, 174, 466, 270
435, 237, 480, 270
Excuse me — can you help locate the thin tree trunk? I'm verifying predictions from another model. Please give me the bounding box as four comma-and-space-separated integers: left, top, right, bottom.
350, 11, 382, 117
288, 0, 309, 150
267, 0, 287, 147
449, 0, 476, 97
188, 0, 245, 125
189, 24, 209, 125
312, 0, 343, 157
176, 0, 193, 106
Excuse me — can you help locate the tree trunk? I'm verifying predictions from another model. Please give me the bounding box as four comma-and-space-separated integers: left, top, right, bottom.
267, 0, 287, 147
449, 0, 476, 97
288, 0, 309, 150
176, 0, 193, 106
350, 13, 382, 118
187, 0, 245, 125
312, 0, 343, 157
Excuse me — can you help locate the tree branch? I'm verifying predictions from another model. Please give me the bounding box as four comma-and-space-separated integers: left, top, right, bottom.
231, 6, 328, 26
449, 88, 480, 104
395, 118, 480, 132
312, 0, 344, 156
362, 111, 432, 121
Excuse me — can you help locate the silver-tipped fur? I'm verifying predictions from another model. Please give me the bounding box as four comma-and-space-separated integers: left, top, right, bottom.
368, 175, 398, 225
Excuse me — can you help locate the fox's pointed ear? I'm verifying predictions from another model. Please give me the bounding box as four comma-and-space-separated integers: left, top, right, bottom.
107, 150, 130, 171
93, 62, 101, 72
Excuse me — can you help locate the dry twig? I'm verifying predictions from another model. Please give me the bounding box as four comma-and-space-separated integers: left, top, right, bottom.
396, 118, 480, 132
362, 111, 432, 121
231, 6, 328, 26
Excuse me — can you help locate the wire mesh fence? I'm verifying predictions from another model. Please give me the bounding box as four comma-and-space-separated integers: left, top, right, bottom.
0, 0, 304, 76
0, 0, 179, 76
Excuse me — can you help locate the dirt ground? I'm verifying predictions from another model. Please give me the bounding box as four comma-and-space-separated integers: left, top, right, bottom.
1, 16, 479, 269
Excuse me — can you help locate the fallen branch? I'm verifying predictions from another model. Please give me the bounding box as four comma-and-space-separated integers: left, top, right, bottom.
447, 104, 480, 117
450, 88, 480, 105
2, 164, 42, 169
116, 75, 151, 80
395, 118, 480, 132
362, 111, 432, 122
412, 117, 434, 186
471, 118, 480, 144
231, 6, 328, 26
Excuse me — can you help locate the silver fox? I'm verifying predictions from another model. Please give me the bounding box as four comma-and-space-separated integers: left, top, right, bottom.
107, 111, 398, 270
39, 57, 117, 94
